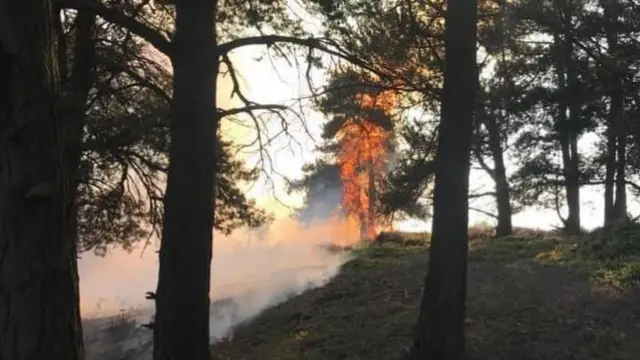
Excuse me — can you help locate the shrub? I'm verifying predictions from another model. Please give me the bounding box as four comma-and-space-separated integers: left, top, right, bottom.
580, 219, 640, 260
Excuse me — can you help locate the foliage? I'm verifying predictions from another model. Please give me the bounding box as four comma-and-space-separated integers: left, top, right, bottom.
579, 218, 640, 260
58, 8, 272, 255
287, 159, 343, 222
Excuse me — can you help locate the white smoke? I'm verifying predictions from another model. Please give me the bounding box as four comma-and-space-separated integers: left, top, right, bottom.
80, 214, 354, 359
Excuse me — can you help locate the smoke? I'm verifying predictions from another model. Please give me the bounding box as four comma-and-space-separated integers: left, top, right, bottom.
80, 196, 357, 359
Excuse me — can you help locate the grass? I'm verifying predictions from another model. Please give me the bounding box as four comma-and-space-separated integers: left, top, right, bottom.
211, 226, 640, 360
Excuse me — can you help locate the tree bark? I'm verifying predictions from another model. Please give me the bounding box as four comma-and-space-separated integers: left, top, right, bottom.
410, 0, 477, 359
0, 0, 84, 359
153, 0, 218, 359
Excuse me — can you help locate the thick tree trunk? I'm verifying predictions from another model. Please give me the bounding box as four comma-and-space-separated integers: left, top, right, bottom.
485, 117, 512, 237
410, 0, 477, 359
153, 1, 218, 359
66, 10, 96, 177
0, 1, 84, 359
64, 13, 97, 352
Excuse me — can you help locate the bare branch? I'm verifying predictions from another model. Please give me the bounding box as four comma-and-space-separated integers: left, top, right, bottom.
218, 35, 385, 79
219, 104, 287, 118
468, 191, 497, 199
56, 0, 174, 56
469, 207, 498, 219
101, 58, 172, 103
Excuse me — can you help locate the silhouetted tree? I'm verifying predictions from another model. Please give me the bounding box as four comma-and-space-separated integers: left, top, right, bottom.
410, 0, 478, 358
0, 0, 84, 358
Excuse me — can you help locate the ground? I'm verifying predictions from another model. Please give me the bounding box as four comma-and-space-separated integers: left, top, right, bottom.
210, 228, 640, 360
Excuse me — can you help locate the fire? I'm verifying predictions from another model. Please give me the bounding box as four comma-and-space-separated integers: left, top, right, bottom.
336, 89, 397, 240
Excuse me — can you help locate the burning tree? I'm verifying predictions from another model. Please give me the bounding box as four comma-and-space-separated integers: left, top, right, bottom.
293, 69, 399, 240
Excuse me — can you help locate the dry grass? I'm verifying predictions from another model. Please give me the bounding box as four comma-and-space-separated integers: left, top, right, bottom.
211, 229, 640, 360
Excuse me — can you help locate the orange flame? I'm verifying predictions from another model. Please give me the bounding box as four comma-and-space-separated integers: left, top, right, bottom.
336, 89, 397, 240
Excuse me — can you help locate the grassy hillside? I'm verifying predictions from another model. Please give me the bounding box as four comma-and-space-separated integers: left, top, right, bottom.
211, 225, 640, 360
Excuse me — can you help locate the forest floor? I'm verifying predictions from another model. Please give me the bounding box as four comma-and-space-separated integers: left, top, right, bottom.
211, 227, 640, 360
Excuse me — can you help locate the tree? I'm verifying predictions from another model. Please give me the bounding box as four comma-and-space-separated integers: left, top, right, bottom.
0, 0, 84, 358
50, 6, 270, 256
474, 0, 515, 236
149, 1, 219, 359
503, 0, 640, 233
410, 0, 478, 359
597, 0, 634, 225
316, 69, 398, 238
502, 0, 591, 234
288, 158, 344, 223
313, 0, 522, 237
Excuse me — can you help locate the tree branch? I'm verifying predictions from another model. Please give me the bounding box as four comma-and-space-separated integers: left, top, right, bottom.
469, 207, 498, 219
468, 191, 497, 199
218, 35, 385, 79
55, 0, 174, 56
219, 104, 287, 118
101, 57, 172, 103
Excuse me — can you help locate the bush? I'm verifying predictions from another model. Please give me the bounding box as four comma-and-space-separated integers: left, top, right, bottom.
372, 231, 430, 247
579, 219, 640, 260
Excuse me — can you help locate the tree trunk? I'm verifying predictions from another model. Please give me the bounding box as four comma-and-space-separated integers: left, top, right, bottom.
603, 0, 626, 225
368, 159, 377, 239
64, 13, 97, 352
410, 0, 477, 359
565, 136, 581, 234
153, 0, 218, 359
614, 125, 627, 219
485, 117, 512, 237
0, 0, 84, 359
553, 33, 581, 234
604, 124, 616, 225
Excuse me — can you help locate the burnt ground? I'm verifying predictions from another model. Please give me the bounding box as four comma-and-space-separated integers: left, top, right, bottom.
211, 235, 640, 360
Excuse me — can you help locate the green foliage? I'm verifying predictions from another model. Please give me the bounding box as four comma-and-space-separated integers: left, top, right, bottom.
59, 9, 271, 255
462, 223, 640, 289
503, 0, 640, 217
345, 242, 426, 271
287, 159, 343, 223
378, 120, 437, 219
217, 0, 306, 41
373, 231, 430, 247
469, 234, 563, 262
579, 219, 640, 261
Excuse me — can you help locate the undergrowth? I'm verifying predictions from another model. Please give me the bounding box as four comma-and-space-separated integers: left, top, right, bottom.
361, 222, 640, 289
465, 222, 640, 289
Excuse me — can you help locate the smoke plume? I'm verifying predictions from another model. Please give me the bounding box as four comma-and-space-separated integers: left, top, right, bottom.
80, 196, 356, 359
